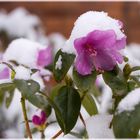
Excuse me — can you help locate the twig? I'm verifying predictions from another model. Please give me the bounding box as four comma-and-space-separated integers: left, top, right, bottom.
41, 130, 45, 139
51, 130, 63, 139
79, 112, 86, 127
21, 97, 32, 139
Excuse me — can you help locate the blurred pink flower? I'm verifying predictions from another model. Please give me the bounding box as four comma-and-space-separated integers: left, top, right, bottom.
32, 111, 46, 126
74, 30, 126, 75
0, 67, 10, 79
37, 46, 53, 67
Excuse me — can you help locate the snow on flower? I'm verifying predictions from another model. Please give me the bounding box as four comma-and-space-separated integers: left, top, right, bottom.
85, 114, 114, 138
32, 110, 47, 126
3, 38, 52, 69
14, 65, 31, 80
117, 88, 140, 114
63, 11, 126, 75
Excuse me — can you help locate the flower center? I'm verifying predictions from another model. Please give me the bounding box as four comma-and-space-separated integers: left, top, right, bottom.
86, 44, 97, 56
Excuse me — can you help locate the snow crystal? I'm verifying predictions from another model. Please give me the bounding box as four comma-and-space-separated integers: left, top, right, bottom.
3, 38, 46, 68
55, 55, 62, 70
117, 88, 140, 114
86, 114, 114, 138
63, 11, 125, 54
15, 65, 31, 80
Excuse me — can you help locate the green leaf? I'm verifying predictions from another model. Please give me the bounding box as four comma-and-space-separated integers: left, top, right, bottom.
5, 90, 15, 108
73, 68, 97, 92
103, 66, 127, 96
14, 80, 51, 115
82, 93, 98, 116
53, 49, 75, 82
54, 86, 81, 134
0, 83, 15, 106
28, 94, 52, 116
113, 103, 140, 138
50, 83, 65, 100
14, 79, 40, 98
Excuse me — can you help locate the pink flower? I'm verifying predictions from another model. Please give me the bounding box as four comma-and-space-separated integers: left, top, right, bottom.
74, 30, 126, 75
32, 111, 46, 126
37, 46, 53, 67
0, 67, 10, 79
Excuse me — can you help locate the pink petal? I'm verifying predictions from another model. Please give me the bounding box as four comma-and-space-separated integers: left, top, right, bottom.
37, 46, 53, 67
0, 67, 10, 79
87, 30, 116, 50
75, 52, 93, 75
32, 115, 42, 125
115, 37, 126, 50
74, 37, 87, 54
93, 50, 116, 71
40, 111, 46, 124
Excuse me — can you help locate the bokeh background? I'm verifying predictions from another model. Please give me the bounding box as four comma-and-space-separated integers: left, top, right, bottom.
0, 2, 139, 43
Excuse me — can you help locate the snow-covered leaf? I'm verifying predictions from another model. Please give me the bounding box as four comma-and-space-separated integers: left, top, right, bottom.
113, 88, 140, 138
53, 49, 75, 82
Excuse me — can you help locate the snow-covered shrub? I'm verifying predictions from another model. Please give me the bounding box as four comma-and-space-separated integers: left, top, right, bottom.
1, 10, 140, 139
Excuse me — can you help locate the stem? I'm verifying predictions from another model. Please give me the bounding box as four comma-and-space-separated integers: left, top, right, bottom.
79, 112, 86, 127
51, 130, 63, 139
20, 97, 32, 139
41, 130, 45, 139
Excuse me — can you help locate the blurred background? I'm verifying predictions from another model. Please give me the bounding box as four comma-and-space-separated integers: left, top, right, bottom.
0, 1, 140, 138
0, 2, 139, 43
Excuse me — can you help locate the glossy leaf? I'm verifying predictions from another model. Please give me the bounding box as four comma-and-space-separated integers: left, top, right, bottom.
54, 86, 81, 134
14, 80, 51, 115
0, 83, 15, 106
82, 93, 98, 116
73, 68, 97, 92
5, 90, 14, 108
103, 66, 127, 96
113, 104, 140, 138
53, 49, 75, 82
14, 79, 40, 98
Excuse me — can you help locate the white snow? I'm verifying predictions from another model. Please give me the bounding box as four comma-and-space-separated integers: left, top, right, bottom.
63, 11, 125, 54
31, 71, 45, 89
85, 114, 114, 138
55, 55, 62, 70
0, 8, 41, 40
14, 65, 31, 80
97, 75, 113, 114
117, 88, 140, 114
48, 33, 66, 55
121, 43, 140, 67
3, 38, 46, 68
